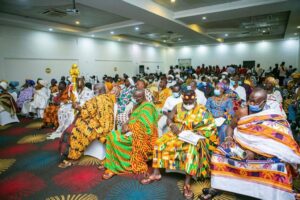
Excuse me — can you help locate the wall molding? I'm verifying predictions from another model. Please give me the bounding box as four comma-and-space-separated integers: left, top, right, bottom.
140, 61, 163, 63
4, 57, 78, 61
95, 59, 132, 63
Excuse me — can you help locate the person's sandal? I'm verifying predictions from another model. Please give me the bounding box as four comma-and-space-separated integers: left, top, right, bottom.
98, 164, 105, 170
140, 175, 161, 185
102, 170, 115, 180
58, 160, 73, 168
183, 184, 194, 200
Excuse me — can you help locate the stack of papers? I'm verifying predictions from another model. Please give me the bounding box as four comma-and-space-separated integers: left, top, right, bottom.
214, 117, 226, 127
178, 130, 205, 146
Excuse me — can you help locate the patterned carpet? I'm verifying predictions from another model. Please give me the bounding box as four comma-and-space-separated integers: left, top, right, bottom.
0, 117, 286, 200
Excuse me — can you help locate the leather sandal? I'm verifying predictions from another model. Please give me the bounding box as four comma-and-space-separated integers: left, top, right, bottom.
102, 170, 115, 180
58, 160, 73, 168
140, 175, 161, 185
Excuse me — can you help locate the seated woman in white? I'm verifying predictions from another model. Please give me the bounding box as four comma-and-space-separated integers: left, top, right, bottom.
22, 79, 49, 118
0, 81, 19, 126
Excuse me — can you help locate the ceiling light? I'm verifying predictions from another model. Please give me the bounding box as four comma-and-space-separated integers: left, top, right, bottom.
178, 38, 181, 41
294, 33, 298, 35
297, 26, 300, 29
225, 33, 228, 37
202, 16, 207, 20
75, 21, 80, 25
110, 31, 114, 34
163, 40, 166, 43
262, 30, 266, 33
135, 27, 139, 31
48, 28, 53, 31
91, 35, 95, 37
171, 0, 176, 3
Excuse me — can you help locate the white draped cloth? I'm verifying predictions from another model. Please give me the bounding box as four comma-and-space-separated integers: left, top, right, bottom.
47, 87, 94, 140
21, 87, 49, 118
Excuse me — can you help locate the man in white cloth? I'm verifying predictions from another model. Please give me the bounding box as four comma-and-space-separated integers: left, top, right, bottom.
199, 88, 300, 200
167, 75, 176, 88
47, 77, 94, 139
189, 80, 207, 105
230, 74, 247, 102
21, 79, 49, 118
158, 84, 182, 136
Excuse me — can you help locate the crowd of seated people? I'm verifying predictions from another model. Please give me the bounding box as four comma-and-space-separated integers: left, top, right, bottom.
0, 62, 299, 200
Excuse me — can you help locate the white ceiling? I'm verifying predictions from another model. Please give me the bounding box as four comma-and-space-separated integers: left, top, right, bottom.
0, 0, 299, 46
153, 0, 239, 11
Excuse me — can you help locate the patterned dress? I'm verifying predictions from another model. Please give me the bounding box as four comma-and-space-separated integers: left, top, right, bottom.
105, 101, 158, 174
43, 89, 71, 128
206, 96, 234, 143
225, 88, 241, 111
152, 103, 218, 177
117, 86, 134, 114
16, 86, 34, 109
66, 94, 115, 160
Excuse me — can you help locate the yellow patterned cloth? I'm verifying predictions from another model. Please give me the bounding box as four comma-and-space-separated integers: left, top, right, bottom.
155, 88, 172, 110
152, 103, 218, 177
68, 94, 115, 160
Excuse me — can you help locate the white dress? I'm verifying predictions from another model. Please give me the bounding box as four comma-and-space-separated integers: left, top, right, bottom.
158, 95, 182, 137
47, 87, 94, 140
21, 87, 49, 118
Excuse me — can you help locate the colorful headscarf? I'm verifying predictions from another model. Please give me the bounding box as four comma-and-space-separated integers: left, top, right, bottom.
105, 81, 113, 93
216, 82, 227, 91
26, 79, 35, 86
9, 81, 19, 87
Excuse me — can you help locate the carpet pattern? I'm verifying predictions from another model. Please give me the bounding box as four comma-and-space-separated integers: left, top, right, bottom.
0, 118, 275, 200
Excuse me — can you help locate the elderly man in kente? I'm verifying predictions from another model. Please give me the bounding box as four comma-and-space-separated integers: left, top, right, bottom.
21, 79, 49, 118
206, 82, 234, 143
100, 89, 158, 180
47, 77, 94, 139
141, 89, 218, 200
42, 81, 72, 129
0, 81, 19, 126
17, 79, 35, 110
200, 88, 300, 200
153, 78, 172, 113
58, 83, 115, 168
117, 79, 153, 128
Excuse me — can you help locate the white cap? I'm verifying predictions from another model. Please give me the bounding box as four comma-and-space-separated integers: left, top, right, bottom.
38, 79, 47, 86
0, 81, 8, 90
167, 74, 174, 79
